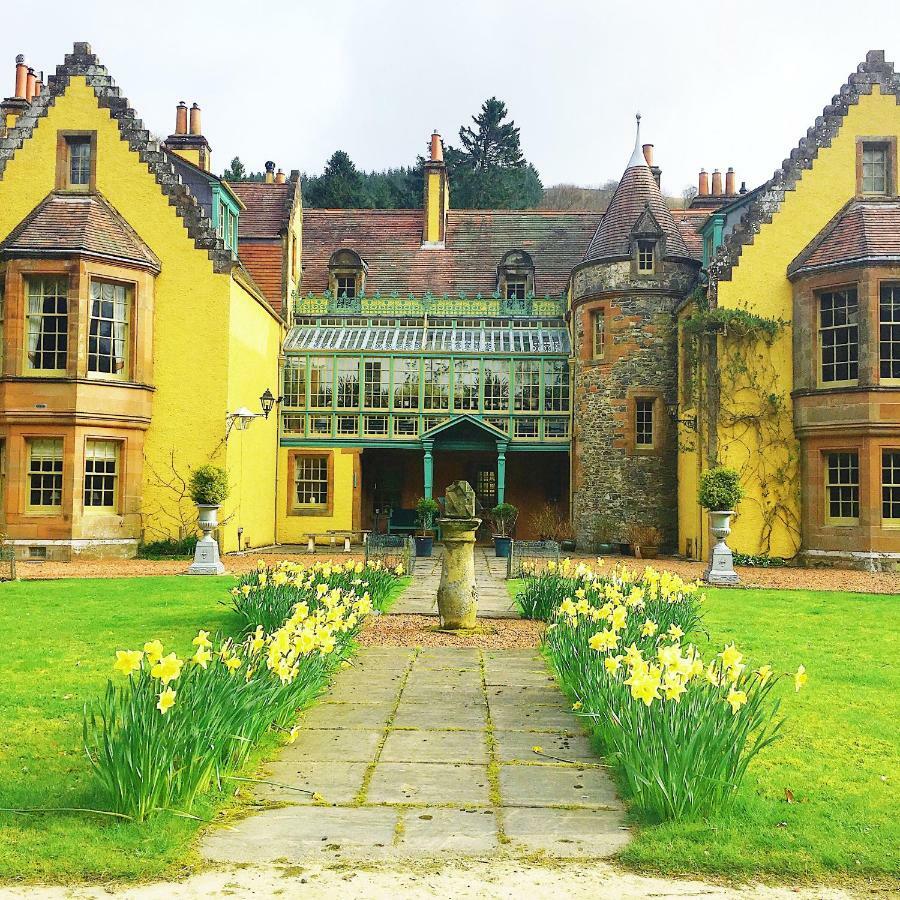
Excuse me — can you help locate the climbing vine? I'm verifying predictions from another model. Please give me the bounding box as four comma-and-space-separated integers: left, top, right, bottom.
683, 299, 801, 556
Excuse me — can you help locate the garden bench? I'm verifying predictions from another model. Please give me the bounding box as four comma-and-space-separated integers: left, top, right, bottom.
304, 530, 371, 553
387, 508, 417, 536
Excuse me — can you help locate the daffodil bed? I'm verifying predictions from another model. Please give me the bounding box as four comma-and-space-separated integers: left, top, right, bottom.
0, 563, 405, 880
510, 569, 900, 883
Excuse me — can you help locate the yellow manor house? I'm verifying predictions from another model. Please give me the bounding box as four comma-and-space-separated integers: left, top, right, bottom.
0, 43, 897, 570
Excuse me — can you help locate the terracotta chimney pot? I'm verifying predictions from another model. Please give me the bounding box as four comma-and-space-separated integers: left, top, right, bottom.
725, 167, 736, 195
698, 169, 709, 197
189, 102, 202, 136
175, 101, 188, 135
25, 67, 35, 102
33, 71, 42, 97
274, 168, 286, 184
711, 168, 723, 196
642, 143, 654, 167
14, 54, 27, 99
430, 130, 444, 163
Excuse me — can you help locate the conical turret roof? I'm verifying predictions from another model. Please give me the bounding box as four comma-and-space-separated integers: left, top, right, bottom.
584, 116, 693, 263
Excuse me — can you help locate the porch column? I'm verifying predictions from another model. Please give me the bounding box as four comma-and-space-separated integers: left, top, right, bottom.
422, 440, 434, 499
496, 440, 508, 504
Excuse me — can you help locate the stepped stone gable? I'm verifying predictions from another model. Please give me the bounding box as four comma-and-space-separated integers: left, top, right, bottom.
709, 50, 900, 297
0, 42, 235, 273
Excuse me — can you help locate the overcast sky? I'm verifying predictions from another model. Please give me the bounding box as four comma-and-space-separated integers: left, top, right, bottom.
3, 1, 898, 198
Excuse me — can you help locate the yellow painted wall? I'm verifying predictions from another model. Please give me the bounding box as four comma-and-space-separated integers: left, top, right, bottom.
711, 86, 900, 556
425, 171, 442, 243
676, 307, 704, 560
276, 447, 355, 543
0, 77, 281, 552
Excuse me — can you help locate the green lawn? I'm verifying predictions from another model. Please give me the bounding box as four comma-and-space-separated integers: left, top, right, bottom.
510, 580, 899, 885
0, 576, 245, 882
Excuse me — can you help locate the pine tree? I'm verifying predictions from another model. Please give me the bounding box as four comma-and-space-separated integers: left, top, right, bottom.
222, 157, 247, 181
456, 97, 526, 171
304, 151, 367, 208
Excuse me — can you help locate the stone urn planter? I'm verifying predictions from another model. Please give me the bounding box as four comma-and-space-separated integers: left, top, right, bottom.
187, 503, 225, 575
704, 510, 739, 585
698, 466, 744, 586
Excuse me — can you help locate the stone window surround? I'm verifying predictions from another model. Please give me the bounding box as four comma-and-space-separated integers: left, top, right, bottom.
577, 298, 612, 365
0, 258, 151, 384
823, 447, 860, 524
55, 130, 98, 193
792, 265, 900, 392
624, 386, 667, 457
327, 250, 367, 299
855, 136, 897, 197
496, 250, 535, 299
287, 449, 334, 517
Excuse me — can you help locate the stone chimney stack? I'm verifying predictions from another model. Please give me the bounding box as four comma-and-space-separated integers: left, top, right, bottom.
698, 169, 710, 197
422, 130, 449, 248
164, 100, 212, 171
1, 54, 32, 132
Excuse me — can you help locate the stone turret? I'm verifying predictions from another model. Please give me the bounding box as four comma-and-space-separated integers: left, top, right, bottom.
569, 116, 701, 550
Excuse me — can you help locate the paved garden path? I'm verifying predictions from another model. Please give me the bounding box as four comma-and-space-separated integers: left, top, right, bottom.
202, 645, 627, 863
389, 547, 518, 618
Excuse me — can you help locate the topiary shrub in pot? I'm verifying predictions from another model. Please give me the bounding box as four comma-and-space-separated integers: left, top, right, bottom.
414, 497, 440, 557
698, 466, 744, 585
490, 502, 518, 558
187, 464, 230, 575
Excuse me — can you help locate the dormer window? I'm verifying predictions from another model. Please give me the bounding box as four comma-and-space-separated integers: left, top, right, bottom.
497, 250, 535, 300
327, 249, 366, 302
637, 240, 655, 273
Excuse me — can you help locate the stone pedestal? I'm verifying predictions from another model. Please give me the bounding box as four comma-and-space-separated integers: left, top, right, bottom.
704, 510, 739, 585
437, 516, 481, 629
187, 504, 226, 575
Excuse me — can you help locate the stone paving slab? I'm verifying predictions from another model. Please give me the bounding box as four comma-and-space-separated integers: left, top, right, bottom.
494, 729, 599, 765
203, 806, 400, 863
279, 727, 383, 762
490, 703, 581, 731
366, 761, 491, 805
499, 763, 621, 809
380, 728, 489, 764
327, 678, 402, 703
253, 760, 368, 804
392, 702, 486, 730
487, 684, 570, 707
502, 806, 630, 858
397, 807, 499, 854
301, 701, 394, 730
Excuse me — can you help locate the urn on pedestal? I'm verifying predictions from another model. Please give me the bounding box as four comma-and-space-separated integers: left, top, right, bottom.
186, 464, 229, 576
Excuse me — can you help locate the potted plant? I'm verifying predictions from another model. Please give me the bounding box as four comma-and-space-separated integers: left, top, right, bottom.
556, 518, 577, 553
698, 466, 744, 584
593, 514, 619, 554
490, 502, 518, 558
414, 497, 440, 557
186, 464, 229, 575
625, 523, 662, 559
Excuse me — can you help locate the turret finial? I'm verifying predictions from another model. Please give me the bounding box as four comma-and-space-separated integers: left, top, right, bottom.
627, 112, 647, 169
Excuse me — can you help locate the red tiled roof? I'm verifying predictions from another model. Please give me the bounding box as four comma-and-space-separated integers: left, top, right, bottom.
671, 208, 709, 258
228, 182, 294, 239
300, 209, 601, 296
585, 162, 694, 263
238, 240, 284, 313
788, 200, 900, 277
0, 191, 160, 271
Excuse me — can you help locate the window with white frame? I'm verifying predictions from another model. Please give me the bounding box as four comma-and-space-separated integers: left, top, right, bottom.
825, 451, 860, 522
363, 359, 389, 408
423, 359, 450, 410
635, 398, 654, 447
505, 277, 527, 300
514, 360, 541, 411
453, 359, 479, 410
26, 276, 69, 372
861, 143, 888, 194
84, 439, 119, 510
393, 358, 420, 409
819, 288, 858, 384
543, 360, 569, 412
282, 357, 305, 407
592, 310, 605, 359
308, 357, 333, 408
637, 240, 655, 273
88, 280, 130, 377
881, 283, 900, 381
294, 455, 329, 507
335, 358, 360, 409
883, 450, 900, 523
27, 437, 63, 509
66, 136, 92, 188
483, 361, 510, 411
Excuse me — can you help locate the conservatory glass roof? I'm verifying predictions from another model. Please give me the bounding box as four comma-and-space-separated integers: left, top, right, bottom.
284, 323, 571, 355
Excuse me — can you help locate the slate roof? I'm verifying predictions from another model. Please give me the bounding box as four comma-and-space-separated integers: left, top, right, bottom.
671, 208, 709, 258
0, 192, 160, 272
788, 199, 900, 277
299, 209, 601, 296
709, 50, 900, 294
584, 160, 695, 263
228, 182, 295, 239
238, 240, 285, 313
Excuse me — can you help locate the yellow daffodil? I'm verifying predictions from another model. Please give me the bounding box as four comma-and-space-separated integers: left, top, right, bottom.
704, 662, 720, 686
721, 643, 743, 670
726, 687, 748, 713
667, 624, 684, 640
588, 629, 618, 653
113, 649, 143, 676
572, 700, 582, 711
143, 639, 164, 664
604, 655, 622, 674
610, 605, 628, 631
755, 664, 773, 685
794, 664, 808, 692
151, 652, 183, 685
192, 645, 212, 669
641, 619, 658, 637
629, 671, 661, 706
156, 688, 177, 715
225, 656, 242, 672
663, 672, 687, 702
657, 643, 680, 668
288, 725, 301, 743
192, 630, 212, 649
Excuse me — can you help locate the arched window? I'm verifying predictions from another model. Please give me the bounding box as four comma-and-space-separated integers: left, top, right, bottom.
327, 249, 367, 300
497, 250, 535, 300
